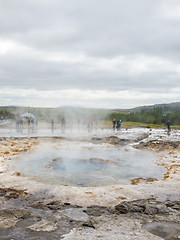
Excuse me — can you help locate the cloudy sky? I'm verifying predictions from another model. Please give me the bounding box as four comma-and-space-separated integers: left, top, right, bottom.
0, 0, 180, 108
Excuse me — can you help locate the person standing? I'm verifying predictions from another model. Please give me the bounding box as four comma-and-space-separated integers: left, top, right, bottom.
119, 119, 122, 129
116, 120, 120, 131
167, 120, 171, 132
28, 118, 31, 133
51, 118, 54, 133
113, 119, 116, 131
61, 117, 65, 133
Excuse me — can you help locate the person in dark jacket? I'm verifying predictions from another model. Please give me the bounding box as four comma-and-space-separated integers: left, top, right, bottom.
167, 120, 171, 131
113, 119, 116, 131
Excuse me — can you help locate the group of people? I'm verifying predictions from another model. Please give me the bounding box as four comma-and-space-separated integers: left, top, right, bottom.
16, 119, 23, 132
16, 118, 38, 133
113, 119, 122, 131
50, 117, 99, 134
112, 119, 171, 133
51, 117, 66, 133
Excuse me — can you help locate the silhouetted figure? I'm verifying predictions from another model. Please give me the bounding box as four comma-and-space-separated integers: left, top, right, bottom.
16, 120, 19, 132
87, 118, 94, 133
28, 118, 31, 133
77, 119, 80, 131
113, 119, 116, 131
116, 120, 120, 131
119, 119, 122, 129
61, 117, 65, 133
19, 119, 23, 132
51, 119, 54, 133
88, 119, 91, 132
34, 119, 38, 132
167, 120, 171, 132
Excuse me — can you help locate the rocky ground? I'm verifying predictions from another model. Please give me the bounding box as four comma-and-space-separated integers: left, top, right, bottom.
0, 128, 179, 239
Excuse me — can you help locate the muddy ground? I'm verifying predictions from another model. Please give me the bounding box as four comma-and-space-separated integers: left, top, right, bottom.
0, 128, 179, 239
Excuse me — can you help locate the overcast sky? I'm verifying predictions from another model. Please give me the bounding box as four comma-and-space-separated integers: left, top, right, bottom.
0, 0, 180, 108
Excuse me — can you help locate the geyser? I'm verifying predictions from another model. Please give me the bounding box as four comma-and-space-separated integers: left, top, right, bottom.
12, 140, 165, 187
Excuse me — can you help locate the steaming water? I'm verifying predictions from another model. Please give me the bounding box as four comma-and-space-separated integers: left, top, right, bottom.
51, 158, 109, 172
12, 141, 165, 187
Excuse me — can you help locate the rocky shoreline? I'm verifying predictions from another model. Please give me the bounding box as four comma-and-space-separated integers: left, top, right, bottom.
0, 129, 179, 239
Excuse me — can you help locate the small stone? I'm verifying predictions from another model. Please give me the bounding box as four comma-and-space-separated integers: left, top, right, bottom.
27, 219, 57, 232
81, 219, 96, 229
115, 204, 128, 214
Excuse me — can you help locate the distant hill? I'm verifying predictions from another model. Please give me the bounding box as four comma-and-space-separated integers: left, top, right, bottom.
0, 102, 179, 115
125, 102, 180, 113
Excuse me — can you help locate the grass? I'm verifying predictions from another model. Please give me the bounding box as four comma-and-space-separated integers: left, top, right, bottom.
104, 121, 180, 129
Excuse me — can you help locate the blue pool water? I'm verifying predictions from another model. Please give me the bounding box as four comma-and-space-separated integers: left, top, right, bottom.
13, 142, 165, 187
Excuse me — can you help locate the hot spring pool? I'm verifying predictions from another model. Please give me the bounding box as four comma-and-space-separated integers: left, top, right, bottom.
12, 141, 165, 187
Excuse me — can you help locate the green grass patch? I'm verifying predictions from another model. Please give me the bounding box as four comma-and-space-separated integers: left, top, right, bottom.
104, 121, 180, 129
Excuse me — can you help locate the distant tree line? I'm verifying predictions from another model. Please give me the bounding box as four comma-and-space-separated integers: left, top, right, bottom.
108, 107, 180, 125
0, 110, 15, 119
1, 106, 180, 125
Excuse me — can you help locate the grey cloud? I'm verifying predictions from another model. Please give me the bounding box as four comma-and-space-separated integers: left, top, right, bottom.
0, 0, 170, 56
1, 0, 179, 62
0, 51, 179, 92
0, 0, 180, 107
